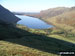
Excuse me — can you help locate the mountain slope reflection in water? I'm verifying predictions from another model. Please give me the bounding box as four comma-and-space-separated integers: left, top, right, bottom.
16, 15, 53, 29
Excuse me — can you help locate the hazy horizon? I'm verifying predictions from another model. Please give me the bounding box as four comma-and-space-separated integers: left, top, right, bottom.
0, 0, 75, 12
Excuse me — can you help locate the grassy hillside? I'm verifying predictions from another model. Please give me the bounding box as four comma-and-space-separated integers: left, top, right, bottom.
38, 7, 70, 19
31, 7, 75, 19
44, 10, 75, 37
29, 7, 75, 37
0, 24, 75, 56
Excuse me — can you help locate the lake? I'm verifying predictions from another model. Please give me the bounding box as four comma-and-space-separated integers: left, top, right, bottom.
16, 15, 53, 29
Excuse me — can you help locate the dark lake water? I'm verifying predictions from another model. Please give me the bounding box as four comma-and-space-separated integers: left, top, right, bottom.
16, 15, 53, 29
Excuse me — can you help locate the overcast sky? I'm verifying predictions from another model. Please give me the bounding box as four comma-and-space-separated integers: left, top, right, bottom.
0, 0, 75, 12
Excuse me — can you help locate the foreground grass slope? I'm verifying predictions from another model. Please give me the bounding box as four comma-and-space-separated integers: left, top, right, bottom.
0, 24, 75, 56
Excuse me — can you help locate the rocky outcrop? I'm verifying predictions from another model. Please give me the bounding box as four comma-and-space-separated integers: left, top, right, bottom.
0, 5, 21, 26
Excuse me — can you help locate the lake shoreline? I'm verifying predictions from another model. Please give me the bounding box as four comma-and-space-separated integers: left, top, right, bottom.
16, 15, 54, 29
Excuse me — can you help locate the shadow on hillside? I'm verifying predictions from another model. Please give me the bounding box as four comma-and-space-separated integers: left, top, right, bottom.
1, 26, 75, 55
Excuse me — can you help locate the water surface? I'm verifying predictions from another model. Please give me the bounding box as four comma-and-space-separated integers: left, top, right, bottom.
16, 15, 53, 29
